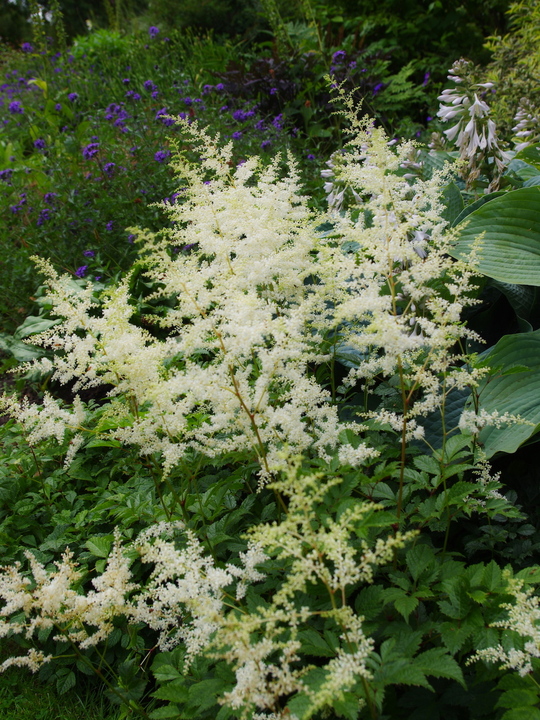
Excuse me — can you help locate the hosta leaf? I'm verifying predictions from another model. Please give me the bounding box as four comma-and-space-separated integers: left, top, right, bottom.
474, 329, 540, 456
451, 187, 540, 285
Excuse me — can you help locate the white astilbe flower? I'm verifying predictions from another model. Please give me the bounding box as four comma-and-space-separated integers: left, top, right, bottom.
2, 108, 488, 478
469, 572, 540, 676
436, 58, 509, 188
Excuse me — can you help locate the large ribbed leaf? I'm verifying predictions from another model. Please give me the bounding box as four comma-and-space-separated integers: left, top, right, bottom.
451, 187, 540, 285
476, 329, 540, 457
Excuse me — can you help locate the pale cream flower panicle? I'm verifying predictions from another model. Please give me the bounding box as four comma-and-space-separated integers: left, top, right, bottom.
470, 571, 540, 676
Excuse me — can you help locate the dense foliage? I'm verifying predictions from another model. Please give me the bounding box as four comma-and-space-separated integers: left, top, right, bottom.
3, 2, 540, 720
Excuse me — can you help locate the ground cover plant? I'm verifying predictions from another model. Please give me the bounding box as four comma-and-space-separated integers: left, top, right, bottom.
3, 2, 540, 719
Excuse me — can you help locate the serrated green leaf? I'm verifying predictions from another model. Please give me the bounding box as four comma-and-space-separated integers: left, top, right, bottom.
406, 545, 436, 583
150, 704, 184, 719
299, 629, 336, 657
85, 536, 113, 558
515, 566, 540, 584
413, 647, 465, 687
393, 594, 419, 621
501, 708, 540, 720
496, 688, 539, 708
153, 679, 189, 703
152, 664, 181, 682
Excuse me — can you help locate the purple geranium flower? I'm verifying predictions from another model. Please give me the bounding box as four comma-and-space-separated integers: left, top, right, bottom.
43, 192, 58, 204
82, 143, 99, 160
83, 249, 95, 257
373, 83, 384, 95
0, 169, 13, 183
68, 92, 79, 102
105, 221, 114, 231
148, 26, 160, 38
143, 80, 156, 91
332, 50, 346, 63
154, 150, 170, 163
34, 138, 46, 150
37, 209, 51, 226
55, 103, 62, 111
232, 131, 243, 139
8, 101, 23, 114
21, 43, 34, 53
75, 265, 88, 278
103, 162, 116, 176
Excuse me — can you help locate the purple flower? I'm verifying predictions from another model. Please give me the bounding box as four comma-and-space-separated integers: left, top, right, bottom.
426, 115, 433, 122
34, 138, 46, 150
423, 72, 430, 86
106, 221, 114, 231
21, 43, 34, 53
55, 103, 62, 111
219, 105, 229, 112
0, 169, 13, 183
94, 275, 102, 281
148, 26, 160, 38
154, 150, 170, 163
103, 162, 116, 176
8, 101, 23, 114
151, 90, 159, 99
83, 249, 95, 257
132, 93, 141, 101
373, 83, 384, 95
143, 80, 156, 91
43, 192, 58, 204
272, 114, 283, 130
68, 92, 79, 102
202, 84, 213, 94
215, 83, 224, 91
82, 143, 99, 160
307, 153, 315, 160
332, 50, 346, 63
269, 87, 277, 95
37, 209, 51, 226
232, 131, 243, 139
349, 60, 357, 69
261, 140, 271, 149
255, 119, 265, 130
75, 265, 88, 278
127, 234, 136, 243
122, 78, 130, 84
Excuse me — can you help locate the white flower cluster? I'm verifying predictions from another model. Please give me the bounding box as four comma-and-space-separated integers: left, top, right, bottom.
437, 58, 509, 187
3, 108, 485, 478
0, 465, 412, 717
512, 98, 540, 152
470, 572, 540, 676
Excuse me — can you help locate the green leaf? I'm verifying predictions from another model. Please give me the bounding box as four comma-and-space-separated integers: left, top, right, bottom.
451, 187, 540, 285
413, 647, 465, 687
56, 670, 76, 694
393, 594, 419, 621
85, 536, 113, 558
500, 708, 540, 720
451, 191, 506, 227
153, 679, 189, 703
496, 688, 540, 708
406, 545, 436, 582
149, 706, 184, 719
473, 329, 540, 456
299, 629, 337, 657
152, 664, 181, 682
440, 181, 464, 225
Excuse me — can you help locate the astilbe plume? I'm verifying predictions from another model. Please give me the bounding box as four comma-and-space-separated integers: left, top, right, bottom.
2, 111, 486, 477
469, 571, 540, 676
0, 465, 413, 718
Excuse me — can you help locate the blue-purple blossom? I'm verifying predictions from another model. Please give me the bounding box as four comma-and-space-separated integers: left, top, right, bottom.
105, 221, 114, 231
127, 234, 136, 243
232, 131, 243, 139
261, 140, 271, 149
83, 250, 95, 257
8, 101, 23, 114
151, 90, 159, 99
143, 80, 156, 91
148, 26, 160, 38
37, 209, 51, 226
307, 153, 315, 160
103, 162, 116, 176
68, 92, 79, 101
269, 87, 277, 95
332, 50, 346, 63
82, 143, 99, 160
373, 83, 384, 95
94, 275, 102, 281
75, 265, 88, 278
43, 192, 58, 204
55, 103, 62, 111
154, 150, 170, 163
202, 84, 213, 94
215, 83, 224, 91
272, 114, 283, 130
0, 169, 13, 183
33, 138, 46, 150
423, 72, 430, 86
21, 43, 33, 53
233, 109, 255, 122
122, 78, 130, 84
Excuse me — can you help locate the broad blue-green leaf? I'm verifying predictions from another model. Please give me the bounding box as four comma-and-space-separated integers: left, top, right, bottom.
451, 191, 505, 228
474, 329, 540, 456
451, 187, 540, 284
